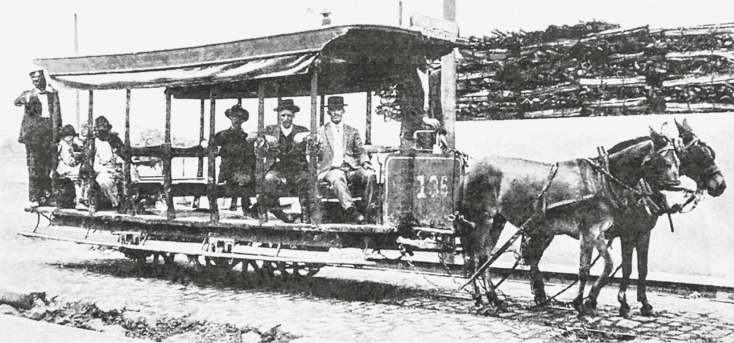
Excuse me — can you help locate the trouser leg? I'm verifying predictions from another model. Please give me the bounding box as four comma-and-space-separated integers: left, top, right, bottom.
26, 146, 52, 203
260, 170, 284, 208
347, 168, 376, 213
96, 172, 120, 207
322, 168, 353, 210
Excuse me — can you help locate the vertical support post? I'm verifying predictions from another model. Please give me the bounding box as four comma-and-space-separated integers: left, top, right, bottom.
441, 0, 457, 147
207, 95, 219, 223
51, 90, 59, 209
122, 89, 132, 214
308, 71, 322, 224
257, 83, 265, 133
87, 90, 96, 214
163, 92, 175, 219
237, 98, 242, 106
365, 91, 372, 145
255, 82, 266, 219
197, 99, 205, 178
319, 94, 325, 126
398, 1, 403, 27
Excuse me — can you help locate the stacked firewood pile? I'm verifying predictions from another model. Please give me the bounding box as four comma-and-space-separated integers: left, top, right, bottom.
455, 21, 734, 120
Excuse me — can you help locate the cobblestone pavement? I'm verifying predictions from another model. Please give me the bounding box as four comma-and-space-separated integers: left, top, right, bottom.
2, 179, 734, 342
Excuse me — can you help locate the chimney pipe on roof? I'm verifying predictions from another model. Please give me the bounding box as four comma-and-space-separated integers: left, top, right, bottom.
321, 10, 331, 26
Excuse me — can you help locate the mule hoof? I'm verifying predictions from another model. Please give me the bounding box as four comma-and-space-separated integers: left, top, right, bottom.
619, 306, 631, 319
572, 297, 584, 313
640, 304, 655, 317
534, 293, 548, 306
619, 301, 631, 319
476, 305, 500, 317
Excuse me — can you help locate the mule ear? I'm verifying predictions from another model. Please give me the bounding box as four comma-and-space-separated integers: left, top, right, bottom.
660, 122, 675, 140
649, 126, 666, 144
681, 118, 693, 134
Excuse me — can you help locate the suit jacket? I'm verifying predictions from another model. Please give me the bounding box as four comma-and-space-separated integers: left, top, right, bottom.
317, 122, 369, 175
256, 124, 310, 173
14, 88, 62, 145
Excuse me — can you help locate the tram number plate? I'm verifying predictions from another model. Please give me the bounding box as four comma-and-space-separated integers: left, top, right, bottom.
415, 175, 450, 199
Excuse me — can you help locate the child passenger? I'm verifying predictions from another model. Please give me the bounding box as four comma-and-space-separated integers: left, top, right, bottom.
55, 125, 84, 209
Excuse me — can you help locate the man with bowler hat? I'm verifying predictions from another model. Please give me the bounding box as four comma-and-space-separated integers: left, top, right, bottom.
14, 70, 63, 207
255, 99, 316, 222
316, 96, 376, 224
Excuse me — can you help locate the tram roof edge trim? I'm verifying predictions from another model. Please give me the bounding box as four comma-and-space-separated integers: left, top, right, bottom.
33, 25, 461, 91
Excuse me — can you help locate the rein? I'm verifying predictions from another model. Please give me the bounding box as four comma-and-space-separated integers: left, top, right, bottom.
585, 158, 656, 197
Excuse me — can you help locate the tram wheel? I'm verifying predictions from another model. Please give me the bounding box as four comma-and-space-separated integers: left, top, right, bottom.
152, 253, 177, 265
122, 250, 150, 266
204, 257, 239, 271
305, 263, 325, 276
276, 262, 323, 278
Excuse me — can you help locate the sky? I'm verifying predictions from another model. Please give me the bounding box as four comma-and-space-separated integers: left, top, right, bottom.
1, 0, 733, 145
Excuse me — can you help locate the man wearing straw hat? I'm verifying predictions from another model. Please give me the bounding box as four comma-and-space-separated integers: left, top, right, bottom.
316, 96, 376, 224
14, 70, 63, 207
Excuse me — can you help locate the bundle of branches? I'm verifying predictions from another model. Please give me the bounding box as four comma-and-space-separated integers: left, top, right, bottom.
663, 83, 734, 105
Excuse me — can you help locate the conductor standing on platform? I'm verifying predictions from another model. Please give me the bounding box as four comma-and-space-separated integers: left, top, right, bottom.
14, 70, 62, 208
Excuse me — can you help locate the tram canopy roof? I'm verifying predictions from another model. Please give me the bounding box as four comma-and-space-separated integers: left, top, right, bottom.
34, 25, 460, 98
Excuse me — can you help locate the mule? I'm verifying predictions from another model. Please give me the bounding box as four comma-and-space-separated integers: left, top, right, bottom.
522, 119, 726, 318
614, 119, 726, 318
456, 127, 681, 315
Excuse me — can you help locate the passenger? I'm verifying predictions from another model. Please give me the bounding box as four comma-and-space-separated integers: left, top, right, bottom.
14, 70, 63, 207
397, 68, 440, 150
316, 96, 377, 224
54, 125, 83, 208
74, 122, 91, 209
255, 99, 315, 223
214, 104, 255, 211
88, 116, 124, 209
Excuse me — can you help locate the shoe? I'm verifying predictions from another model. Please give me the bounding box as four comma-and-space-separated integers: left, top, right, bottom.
75, 203, 89, 211
346, 207, 364, 224
271, 209, 295, 223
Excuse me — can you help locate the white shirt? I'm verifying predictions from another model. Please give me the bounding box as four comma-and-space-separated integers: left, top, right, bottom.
94, 138, 117, 173
27, 87, 53, 118
330, 122, 344, 167
280, 124, 293, 137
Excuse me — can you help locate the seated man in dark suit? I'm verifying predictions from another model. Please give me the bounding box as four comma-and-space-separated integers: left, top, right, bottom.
255, 99, 315, 222
214, 104, 255, 213
316, 96, 376, 224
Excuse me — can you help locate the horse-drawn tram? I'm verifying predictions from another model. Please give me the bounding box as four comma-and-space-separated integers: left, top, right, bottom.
22, 24, 466, 275
21, 23, 726, 317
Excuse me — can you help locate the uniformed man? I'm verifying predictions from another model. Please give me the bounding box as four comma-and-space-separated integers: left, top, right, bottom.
397, 68, 440, 150
14, 70, 62, 207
